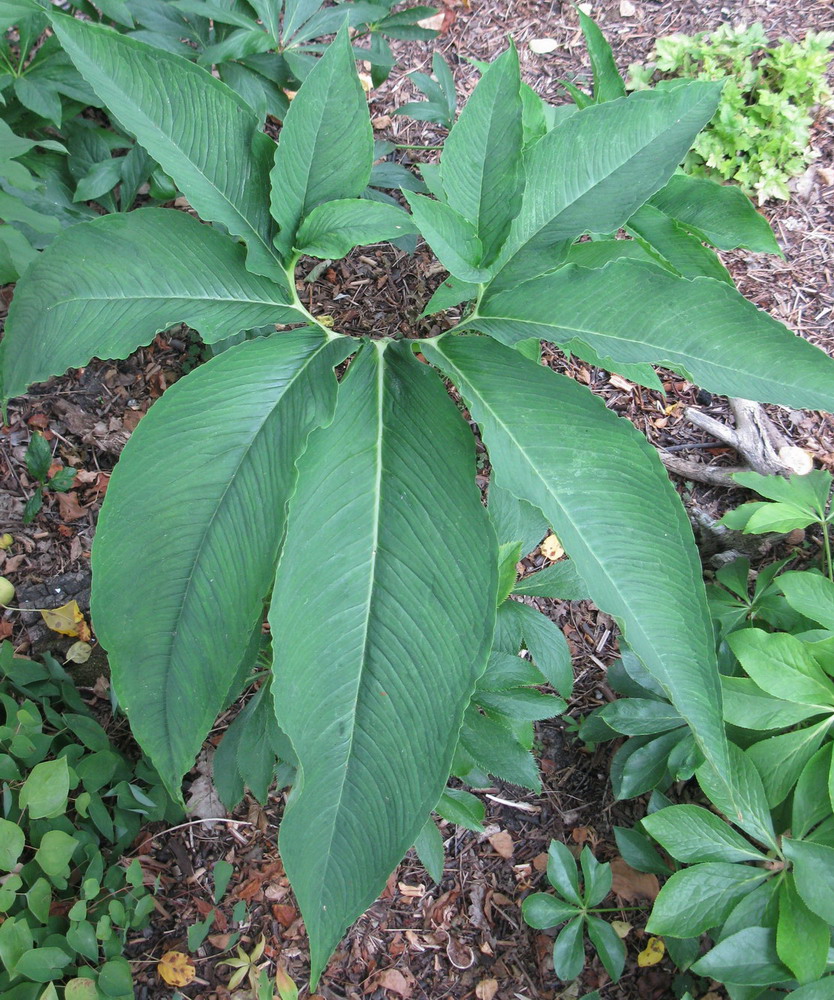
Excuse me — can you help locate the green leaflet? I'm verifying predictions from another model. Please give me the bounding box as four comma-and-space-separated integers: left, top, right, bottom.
404, 193, 491, 282
269, 342, 497, 985
486, 80, 724, 292
626, 203, 733, 283
576, 8, 626, 103
50, 14, 282, 282
295, 199, 417, 259
440, 44, 524, 266
423, 334, 730, 782
647, 173, 781, 254
0, 210, 302, 403
641, 805, 767, 864
647, 863, 769, 937
270, 25, 373, 260
468, 259, 834, 412
91, 332, 351, 797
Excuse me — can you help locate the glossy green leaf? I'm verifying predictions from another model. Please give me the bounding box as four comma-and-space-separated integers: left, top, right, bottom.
1, 210, 301, 404
295, 199, 417, 258
793, 744, 833, 840
626, 203, 732, 282
696, 744, 778, 852
522, 892, 580, 928
580, 847, 612, 907
779, 572, 834, 631
691, 927, 791, 986
423, 334, 730, 783
721, 675, 821, 731
613, 826, 671, 876
92, 331, 350, 797
546, 840, 583, 906
777, 874, 829, 985
648, 174, 781, 254
747, 719, 832, 808
270, 26, 373, 259
469, 260, 834, 412
647, 863, 768, 937
499, 600, 572, 696
782, 838, 834, 924
269, 342, 497, 984
487, 81, 723, 291
729, 630, 834, 709
642, 805, 766, 863
436, 788, 485, 832
440, 45, 523, 265
51, 14, 281, 281
586, 915, 625, 982
552, 916, 586, 981
600, 699, 683, 736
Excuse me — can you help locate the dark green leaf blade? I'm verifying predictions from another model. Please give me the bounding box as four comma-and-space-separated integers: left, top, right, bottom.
577, 8, 626, 103
295, 199, 417, 259
423, 334, 730, 780
488, 81, 724, 292
91, 331, 350, 798
270, 25, 373, 259
269, 342, 498, 985
50, 14, 281, 281
440, 45, 523, 265
1, 210, 302, 403
468, 259, 834, 412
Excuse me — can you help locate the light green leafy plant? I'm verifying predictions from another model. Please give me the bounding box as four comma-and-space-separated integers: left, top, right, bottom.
522, 840, 626, 983
0, 641, 180, 996
628, 22, 834, 202
4, 12, 834, 986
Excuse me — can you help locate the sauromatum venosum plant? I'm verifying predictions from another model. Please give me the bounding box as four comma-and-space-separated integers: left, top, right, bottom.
4, 11, 834, 985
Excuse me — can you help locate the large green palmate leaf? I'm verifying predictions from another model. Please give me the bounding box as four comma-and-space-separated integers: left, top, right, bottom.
50, 13, 283, 283
487, 80, 724, 293
423, 334, 730, 780
270, 25, 373, 260
0, 210, 303, 404
439, 44, 523, 266
466, 259, 834, 412
91, 331, 352, 797
269, 342, 498, 983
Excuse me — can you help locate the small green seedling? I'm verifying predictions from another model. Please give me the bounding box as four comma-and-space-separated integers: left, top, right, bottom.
22, 431, 77, 523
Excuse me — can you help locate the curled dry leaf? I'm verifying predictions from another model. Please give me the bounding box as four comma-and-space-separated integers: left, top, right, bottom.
446, 936, 475, 969
373, 968, 414, 998
637, 936, 665, 967
610, 858, 660, 902
475, 978, 499, 1000
541, 534, 564, 561
157, 950, 196, 987
488, 830, 514, 859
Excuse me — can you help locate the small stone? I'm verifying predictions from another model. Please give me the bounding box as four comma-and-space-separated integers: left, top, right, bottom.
620, 0, 636, 15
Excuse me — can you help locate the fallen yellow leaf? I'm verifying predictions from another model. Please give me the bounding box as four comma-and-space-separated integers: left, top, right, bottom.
637, 936, 665, 967
158, 950, 196, 987
65, 641, 92, 664
41, 600, 86, 637
541, 534, 564, 561
611, 920, 632, 939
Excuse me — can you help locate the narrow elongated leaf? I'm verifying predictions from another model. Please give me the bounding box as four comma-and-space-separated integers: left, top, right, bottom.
1, 210, 303, 403
468, 260, 834, 412
270, 26, 373, 259
499, 600, 572, 696
269, 342, 497, 984
696, 744, 778, 852
51, 14, 281, 281
440, 45, 523, 265
295, 199, 417, 258
513, 562, 590, 601
747, 719, 832, 808
487, 81, 724, 291
424, 334, 730, 781
91, 331, 351, 797
642, 805, 766, 864
404, 193, 491, 282
577, 9, 626, 103
626, 203, 732, 283
648, 174, 780, 254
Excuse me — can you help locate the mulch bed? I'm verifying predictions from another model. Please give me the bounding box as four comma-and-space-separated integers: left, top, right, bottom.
1, 0, 833, 996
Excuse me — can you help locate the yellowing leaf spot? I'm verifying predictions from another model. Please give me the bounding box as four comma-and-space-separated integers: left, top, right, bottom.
41, 600, 89, 638
637, 936, 665, 967
541, 534, 564, 562
158, 950, 196, 987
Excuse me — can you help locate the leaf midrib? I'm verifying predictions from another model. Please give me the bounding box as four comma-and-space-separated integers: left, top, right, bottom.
159, 341, 326, 777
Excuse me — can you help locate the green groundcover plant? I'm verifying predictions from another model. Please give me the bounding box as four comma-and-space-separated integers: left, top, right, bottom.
580, 537, 834, 995
628, 22, 834, 203
4, 10, 834, 985
0, 641, 179, 997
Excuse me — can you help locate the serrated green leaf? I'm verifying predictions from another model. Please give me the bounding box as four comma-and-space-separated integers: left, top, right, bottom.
295, 199, 416, 258
777, 874, 829, 984
642, 805, 766, 864
91, 331, 350, 798
487, 81, 723, 292
269, 342, 497, 984
270, 26, 373, 259
747, 719, 832, 808
1, 210, 301, 403
782, 838, 834, 924
459, 706, 540, 790
696, 743, 777, 852
469, 259, 834, 412
440, 45, 523, 265
729, 630, 834, 709
647, 863, 769, 937
423, 334, 730, 787
51, 13, 281, 281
